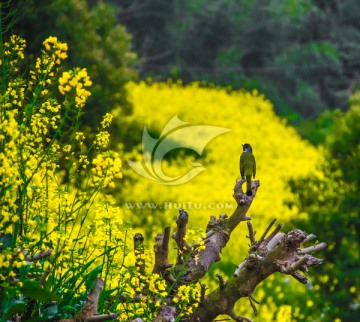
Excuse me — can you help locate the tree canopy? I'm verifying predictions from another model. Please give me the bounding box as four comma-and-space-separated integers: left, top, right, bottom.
118, 0, 360, 121
12, 0, 138, 133
289, 96, 360, 320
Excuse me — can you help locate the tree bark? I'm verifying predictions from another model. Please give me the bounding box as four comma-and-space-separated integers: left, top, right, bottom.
150, 178, 326, 321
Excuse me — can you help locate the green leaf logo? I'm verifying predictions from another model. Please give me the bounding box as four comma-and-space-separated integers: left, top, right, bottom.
127, 115, 230, 185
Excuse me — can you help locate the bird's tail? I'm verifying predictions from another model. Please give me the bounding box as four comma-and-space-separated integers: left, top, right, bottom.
246, 175, 252, 196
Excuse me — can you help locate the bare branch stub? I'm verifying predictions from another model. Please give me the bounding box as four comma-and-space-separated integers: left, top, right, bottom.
247, 221, 255, 244
259, 219, 277, 243
131, 318, 144, 322
264, 223, 283, 244
83, 278, 103, 316
301, 233, 317, 245
134, 233, 145, 274
298, 242, 327, 255
248, 295, 258, 316
189, 224, 326, 321
173, 209, 191, 264
65, 278, 117, 322
25, 249, 53, 262
59, 278, 118, 321
152, 305, 177, 322
153, 226, 173, 277
216, 273, 227, 290
173, 180, 260, 285
233, 178, 260, 204
228, 310, 253, 322
200, 283, 207, 303
226, 179, 260, 232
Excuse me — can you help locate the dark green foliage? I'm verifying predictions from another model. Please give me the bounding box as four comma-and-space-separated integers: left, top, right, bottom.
12, 0, 137, 136
4, 301, 27, 319
21, 280, 61, 302
288, 97, 360, 320
297, 109, 343, 145
117, 0, 360, 120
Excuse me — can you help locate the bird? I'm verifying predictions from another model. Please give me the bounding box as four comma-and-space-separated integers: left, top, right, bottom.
240, 143, 256, 196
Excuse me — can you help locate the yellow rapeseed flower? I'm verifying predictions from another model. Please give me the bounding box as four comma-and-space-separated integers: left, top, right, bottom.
58, 68, 92, 108
43, 36, 68, 63
100, 113, 113, 129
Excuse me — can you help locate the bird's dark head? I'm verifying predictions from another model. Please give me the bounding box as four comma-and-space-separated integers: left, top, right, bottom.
242, 143, 253, 153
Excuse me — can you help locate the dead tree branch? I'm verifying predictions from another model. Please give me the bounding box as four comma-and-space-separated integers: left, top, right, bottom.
24, 249, 53, 262
147, 177, 326, 321
188, 227, 325, 321
153, 226, 173, 277
169, 179, 261, 284
173, 208, 191, 261
134, 233, 145, 274
59, 278, 117, 322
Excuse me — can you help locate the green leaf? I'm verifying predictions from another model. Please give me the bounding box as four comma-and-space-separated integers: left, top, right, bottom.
41, 303, 58, 319
98, 287, 118, 312
5, 301, 27, 318
19, 261, 31, 276
85, 265, 103, 290
0, 233, 12, 250
21, 280, 60, 301
64, 258, 96, 289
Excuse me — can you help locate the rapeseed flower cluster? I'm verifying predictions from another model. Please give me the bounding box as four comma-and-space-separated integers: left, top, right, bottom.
183, 228, 206, 251
43, 36, 68, 64
173, 284, 202, 317
0, 249, 26, 281
29, 36, 68, 91
183, 228, 206, 264
91, 151, 122, 188
116, 272, 168, 321
94, 113, 114, 149
0, 34, 130, 320
3, 35, 26, 70
58, 67, 92, 108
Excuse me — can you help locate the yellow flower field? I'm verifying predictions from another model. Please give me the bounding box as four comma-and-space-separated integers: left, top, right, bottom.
119, 80, 321, 320
122, 80, 319, 232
